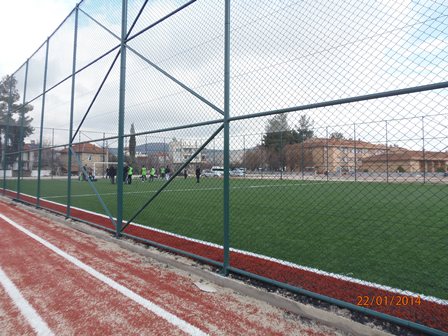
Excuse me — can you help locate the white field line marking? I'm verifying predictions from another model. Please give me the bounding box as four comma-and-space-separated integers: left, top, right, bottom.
8, 190, 448, 305
42, 181, 328, 199
0, 214, 207, 336
0, 266, 54, 336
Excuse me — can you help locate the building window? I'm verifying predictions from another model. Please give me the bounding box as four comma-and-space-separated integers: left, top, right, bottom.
88, 155, 93, 161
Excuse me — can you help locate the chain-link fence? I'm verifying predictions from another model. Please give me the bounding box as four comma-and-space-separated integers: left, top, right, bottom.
1, 0, 447, 334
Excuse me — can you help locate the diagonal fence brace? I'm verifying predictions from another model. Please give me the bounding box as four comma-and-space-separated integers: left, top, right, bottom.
121, 123, 224, 232
78, 3, 224, 117
70, 147, 117, 228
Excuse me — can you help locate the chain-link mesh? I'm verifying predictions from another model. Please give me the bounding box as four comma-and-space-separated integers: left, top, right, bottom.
1, 0, 447, 333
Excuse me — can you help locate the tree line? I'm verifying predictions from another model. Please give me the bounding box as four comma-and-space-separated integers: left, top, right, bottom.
242, 114, 344, 172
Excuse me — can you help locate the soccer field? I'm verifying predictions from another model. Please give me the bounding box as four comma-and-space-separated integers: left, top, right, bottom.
4, 177, 447, 299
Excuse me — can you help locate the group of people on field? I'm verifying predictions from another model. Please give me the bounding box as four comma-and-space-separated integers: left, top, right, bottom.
104, 164, 175, 184
103, 164, 202, 184
141, 166, 172, 182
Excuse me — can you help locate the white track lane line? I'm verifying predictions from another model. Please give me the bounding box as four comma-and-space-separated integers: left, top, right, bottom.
0, 266, 54, 336
0, 214, 208, 336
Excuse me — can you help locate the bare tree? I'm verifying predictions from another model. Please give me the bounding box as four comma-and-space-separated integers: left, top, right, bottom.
242, 146, 267, 171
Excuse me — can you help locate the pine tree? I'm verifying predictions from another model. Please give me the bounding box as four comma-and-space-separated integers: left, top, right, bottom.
263, 114, 294, 151
295, 115, 314, 143
129, 123, 136, 162
262, 114, 314, 171
0, 75, 34, 167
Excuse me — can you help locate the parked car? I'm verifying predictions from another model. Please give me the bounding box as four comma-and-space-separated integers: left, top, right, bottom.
201, 167, 246, 177
201, 169, 221, 178
230, 168, 245, 177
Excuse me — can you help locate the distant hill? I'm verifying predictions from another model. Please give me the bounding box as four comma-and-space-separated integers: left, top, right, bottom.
135, 142, 169, 153
108, 143, 250, 161
109, 142, 169, 156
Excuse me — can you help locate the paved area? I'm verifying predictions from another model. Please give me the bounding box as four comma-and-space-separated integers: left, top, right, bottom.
0, 201, 341, 335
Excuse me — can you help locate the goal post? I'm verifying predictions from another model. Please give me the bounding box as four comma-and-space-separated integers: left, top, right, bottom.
93, 162, 118, 179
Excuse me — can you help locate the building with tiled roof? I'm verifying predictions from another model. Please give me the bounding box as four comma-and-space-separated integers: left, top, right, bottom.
361, 150, 448, 173
284, 137, 388, 174
59, 143, 108, 175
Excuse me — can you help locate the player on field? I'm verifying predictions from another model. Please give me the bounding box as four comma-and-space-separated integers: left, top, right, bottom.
150, 167, 156, 181
127, 165, 133, 184
141, 165, 147, 181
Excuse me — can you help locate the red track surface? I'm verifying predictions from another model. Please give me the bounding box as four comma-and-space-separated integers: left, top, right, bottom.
0, 200, 333, 335
5, 191, 448, 332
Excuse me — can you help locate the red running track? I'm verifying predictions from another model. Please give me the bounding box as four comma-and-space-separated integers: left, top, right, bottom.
5, 190, 448, 332
0, 201, 333, 335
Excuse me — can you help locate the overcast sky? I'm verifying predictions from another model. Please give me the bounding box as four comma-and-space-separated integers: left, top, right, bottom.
0, 0, 78, 76
1, 0, 447, 152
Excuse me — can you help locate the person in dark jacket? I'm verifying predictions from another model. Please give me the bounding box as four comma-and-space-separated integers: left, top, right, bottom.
109, 165, 116, 184
195, 166, 201, 183
123, 164, 129, 184
165, 166, 171, 181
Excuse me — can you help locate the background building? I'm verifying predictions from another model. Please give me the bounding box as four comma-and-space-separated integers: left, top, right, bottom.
169, 139, 207, 167
361, 150, 448, 173
59, 143, 108, 175
284, 138, 388, 173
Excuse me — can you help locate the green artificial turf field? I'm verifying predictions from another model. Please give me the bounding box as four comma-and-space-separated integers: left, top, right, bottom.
4, 176, 447, 299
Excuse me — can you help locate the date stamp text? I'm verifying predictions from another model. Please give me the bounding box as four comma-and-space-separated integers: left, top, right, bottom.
356, 295, 421, 307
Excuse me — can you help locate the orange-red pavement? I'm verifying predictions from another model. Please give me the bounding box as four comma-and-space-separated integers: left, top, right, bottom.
0, 201, 332, 335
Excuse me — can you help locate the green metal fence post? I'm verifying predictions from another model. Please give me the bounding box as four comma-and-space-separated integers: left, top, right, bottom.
51, 128, 54, 179
116, 0, 128, 238
222, 0, 231, 276
2, 77, 13, 195
17, 60, 29, 200
353, 123, 357, 182
66, 5, 79, 218
422, 116, 426, 183
301, 141, 304, 180
280, 131, 283, 180
386, 120, 389, 183
325, 127, 329, 181
37, 39, 50, 208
